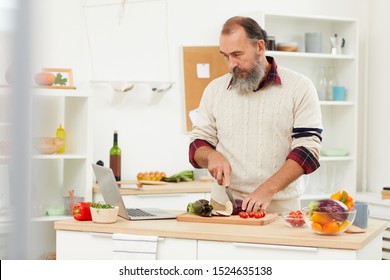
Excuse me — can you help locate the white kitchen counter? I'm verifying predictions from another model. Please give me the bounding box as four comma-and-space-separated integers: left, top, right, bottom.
54, 215, 387, 260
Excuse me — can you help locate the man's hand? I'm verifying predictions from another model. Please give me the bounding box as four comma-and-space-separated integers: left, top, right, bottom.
242, 185, 275, 212
207, 150, 231, 186
194, 146, 231, 186
241, 159, 305, 212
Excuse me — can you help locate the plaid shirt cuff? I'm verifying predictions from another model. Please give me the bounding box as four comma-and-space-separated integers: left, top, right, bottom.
287, 146, 320, 174
189, 139, 215, 168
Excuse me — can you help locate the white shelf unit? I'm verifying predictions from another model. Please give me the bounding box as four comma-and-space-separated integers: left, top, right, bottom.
31, 87, 92, 220
263, 14, 358, 198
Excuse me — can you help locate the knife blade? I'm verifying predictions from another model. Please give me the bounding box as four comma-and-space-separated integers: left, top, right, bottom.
225, 187, 237, 209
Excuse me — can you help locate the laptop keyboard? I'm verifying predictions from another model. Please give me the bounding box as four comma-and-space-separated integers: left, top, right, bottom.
127, 208, 156, 217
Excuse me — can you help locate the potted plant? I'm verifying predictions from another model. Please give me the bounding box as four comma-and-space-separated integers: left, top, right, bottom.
90, 202, 119, 223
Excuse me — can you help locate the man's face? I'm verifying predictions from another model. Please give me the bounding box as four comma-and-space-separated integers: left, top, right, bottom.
220, 27, 265, 93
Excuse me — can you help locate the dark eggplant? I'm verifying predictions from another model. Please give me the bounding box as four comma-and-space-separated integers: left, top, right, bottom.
232, 199, 243, 215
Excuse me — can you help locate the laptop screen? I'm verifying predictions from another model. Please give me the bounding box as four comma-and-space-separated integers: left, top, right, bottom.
92, 164, 129, 219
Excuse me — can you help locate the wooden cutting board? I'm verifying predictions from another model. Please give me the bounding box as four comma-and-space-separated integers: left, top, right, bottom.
176, 212, 278, 226
117, 180, 168, 188
139, 180, 168, 185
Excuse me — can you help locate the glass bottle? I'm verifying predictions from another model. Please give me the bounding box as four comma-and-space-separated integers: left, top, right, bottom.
110, 130, 121, 181
326, 66, 337, 101
316, 66, 327, 101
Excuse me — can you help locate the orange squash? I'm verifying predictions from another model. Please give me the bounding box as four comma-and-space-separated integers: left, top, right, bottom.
322, 221, 340, 233
35, 72, 55, 86
310, 211, 334, 225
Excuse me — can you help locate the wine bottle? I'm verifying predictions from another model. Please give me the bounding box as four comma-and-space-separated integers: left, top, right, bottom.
110, 130, 121, 181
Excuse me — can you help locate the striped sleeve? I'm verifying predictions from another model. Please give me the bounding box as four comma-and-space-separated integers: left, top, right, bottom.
287, 146, 320, 174
292, 127, 323, 142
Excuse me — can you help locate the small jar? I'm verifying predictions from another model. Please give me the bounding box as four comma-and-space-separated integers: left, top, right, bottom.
267, 36, 276, 51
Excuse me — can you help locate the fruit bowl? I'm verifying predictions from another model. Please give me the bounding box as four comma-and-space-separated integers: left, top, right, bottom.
302, 207, 356, 235
281, 211, 306, 228
33, 137, 64, 154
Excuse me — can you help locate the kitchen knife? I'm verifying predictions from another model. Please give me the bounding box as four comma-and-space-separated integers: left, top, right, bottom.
225, 187, 237, 209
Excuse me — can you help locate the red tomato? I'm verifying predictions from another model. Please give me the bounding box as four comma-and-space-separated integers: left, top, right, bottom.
254, 212, 262, 219
239, 211, 249, 219
248, 212, 255, 218
287, 210, 304, 227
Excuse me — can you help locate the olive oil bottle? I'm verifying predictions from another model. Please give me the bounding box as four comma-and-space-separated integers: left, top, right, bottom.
56, 124, 65, 153
109, 130, 121, 181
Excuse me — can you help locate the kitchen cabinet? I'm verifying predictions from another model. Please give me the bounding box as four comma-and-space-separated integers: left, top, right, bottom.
55, 217, 386, 260
356, 192, 390, 259
261, 13, 359, 200
29, 87, 92, 259
56, 230, 197, 260
197, 239, 381, 260
31, 87, 93, 219
0, 85, 94, 258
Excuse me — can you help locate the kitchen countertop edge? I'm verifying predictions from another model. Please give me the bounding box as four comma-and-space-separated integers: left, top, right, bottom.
54, 215, 387, 251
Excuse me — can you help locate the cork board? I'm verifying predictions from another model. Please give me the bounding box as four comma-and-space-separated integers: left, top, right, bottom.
183, 46, 228, 131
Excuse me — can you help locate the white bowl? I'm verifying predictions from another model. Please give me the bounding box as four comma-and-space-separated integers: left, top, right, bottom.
90, 206, 119, 223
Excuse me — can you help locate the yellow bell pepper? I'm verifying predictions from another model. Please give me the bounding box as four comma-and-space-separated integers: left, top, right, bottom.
330, 190, 355, 211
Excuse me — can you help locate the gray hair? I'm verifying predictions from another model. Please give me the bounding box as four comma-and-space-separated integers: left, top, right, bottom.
221, 16, 268, 47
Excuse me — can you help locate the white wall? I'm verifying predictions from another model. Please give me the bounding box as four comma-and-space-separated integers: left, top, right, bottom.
366, 0, 390, 191
30, 0, 385, 190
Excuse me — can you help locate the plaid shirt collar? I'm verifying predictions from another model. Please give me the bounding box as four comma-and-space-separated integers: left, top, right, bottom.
227, 56, 282, 91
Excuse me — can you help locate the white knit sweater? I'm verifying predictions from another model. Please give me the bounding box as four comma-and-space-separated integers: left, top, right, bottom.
191, 66, 322, 200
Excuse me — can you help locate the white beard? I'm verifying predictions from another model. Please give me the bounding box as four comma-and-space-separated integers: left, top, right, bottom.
230, 58, 266, 94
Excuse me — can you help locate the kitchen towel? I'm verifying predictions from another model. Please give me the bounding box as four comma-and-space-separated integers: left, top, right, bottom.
112, 233, 158, 260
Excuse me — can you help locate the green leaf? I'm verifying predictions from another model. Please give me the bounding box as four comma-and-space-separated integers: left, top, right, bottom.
54, 73, 68, 86
90, 202, 114, 209
162, 170, 194, 182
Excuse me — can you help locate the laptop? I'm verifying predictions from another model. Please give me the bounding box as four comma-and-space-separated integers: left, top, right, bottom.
92, 164, 177, 220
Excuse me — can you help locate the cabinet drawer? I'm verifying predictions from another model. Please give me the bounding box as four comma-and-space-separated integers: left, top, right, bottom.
157, 238, 197, 260
56, 230, 197, 260
197, 240, 359, 260
56, 230, 114, 260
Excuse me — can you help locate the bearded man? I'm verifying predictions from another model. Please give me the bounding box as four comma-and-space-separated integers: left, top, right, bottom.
189, 16, 323, 214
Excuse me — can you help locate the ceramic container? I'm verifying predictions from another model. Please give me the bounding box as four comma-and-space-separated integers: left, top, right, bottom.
90, 206, 119, 223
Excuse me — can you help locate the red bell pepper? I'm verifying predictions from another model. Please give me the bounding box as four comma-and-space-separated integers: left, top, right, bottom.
72, 202, 92, 221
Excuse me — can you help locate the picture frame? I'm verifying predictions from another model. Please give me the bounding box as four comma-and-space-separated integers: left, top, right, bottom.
41, 68, 75, 89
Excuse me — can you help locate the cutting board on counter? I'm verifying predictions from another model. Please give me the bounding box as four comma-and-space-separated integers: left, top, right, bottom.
176, 212, 278, 226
